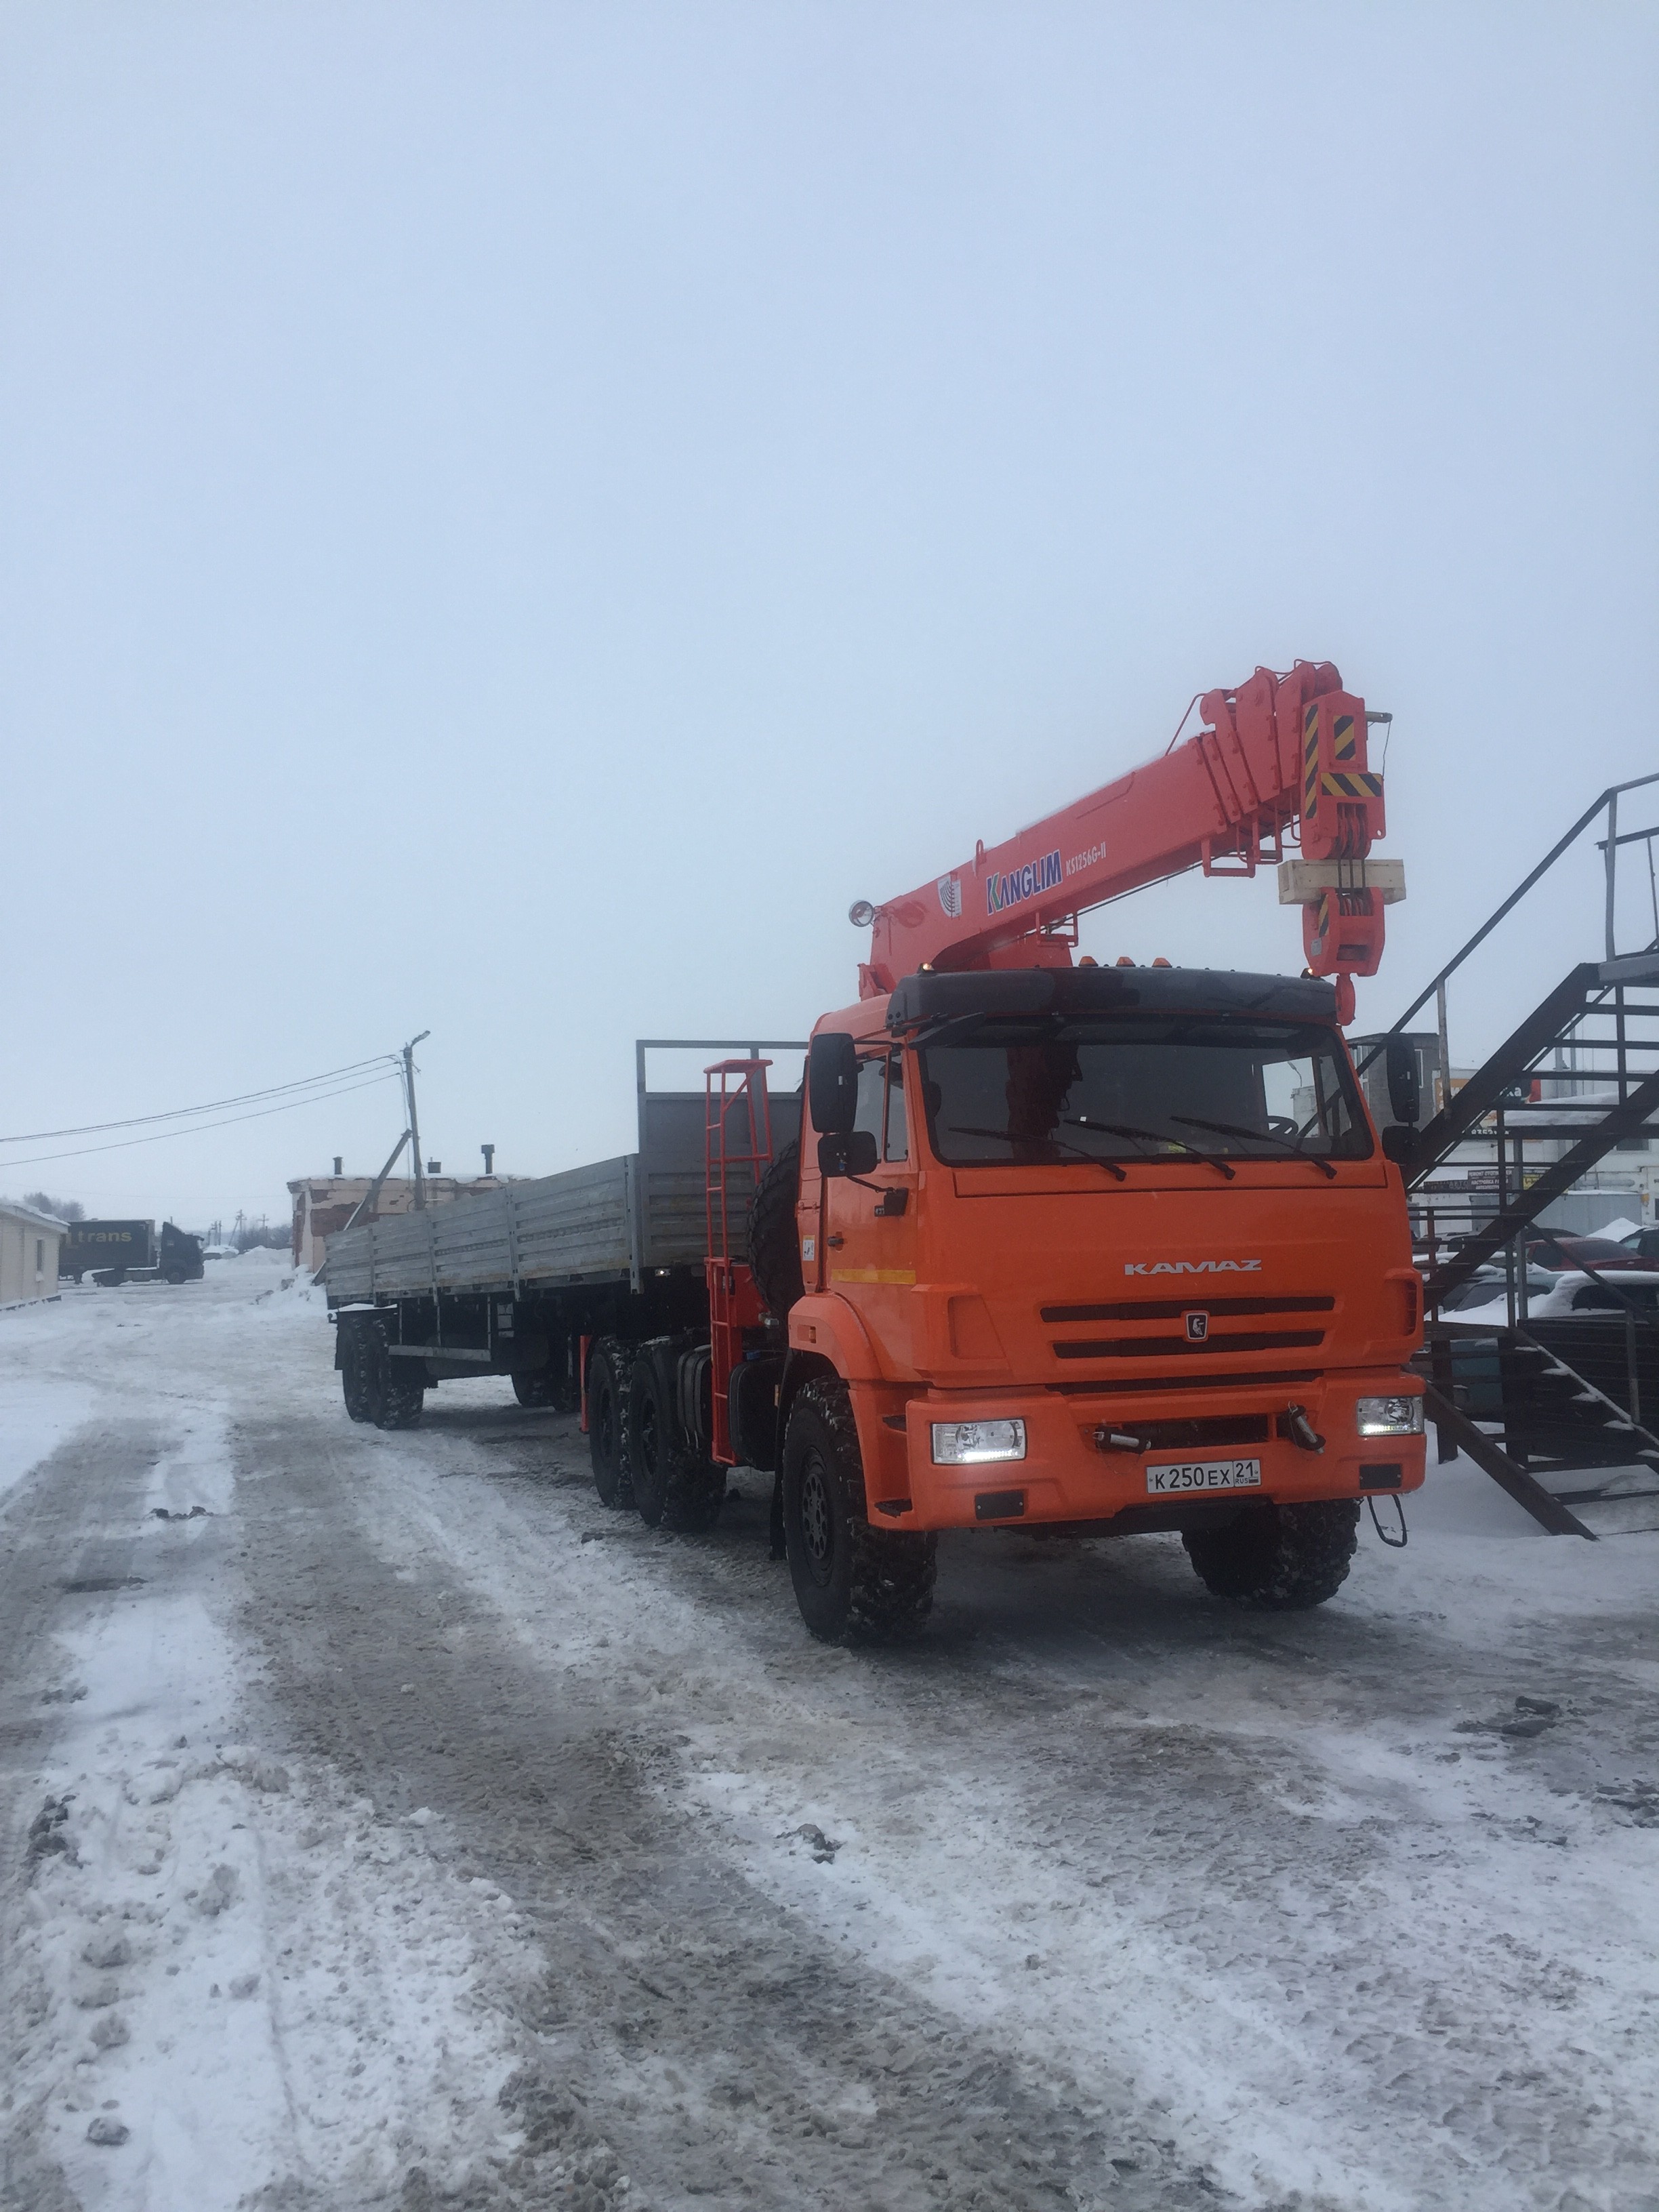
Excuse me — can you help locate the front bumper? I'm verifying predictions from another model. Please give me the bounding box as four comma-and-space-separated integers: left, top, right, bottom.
882, 1371, 1425, 1530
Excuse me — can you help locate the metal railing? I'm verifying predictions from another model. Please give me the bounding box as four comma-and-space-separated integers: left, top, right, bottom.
1356, 772, 1659, 1093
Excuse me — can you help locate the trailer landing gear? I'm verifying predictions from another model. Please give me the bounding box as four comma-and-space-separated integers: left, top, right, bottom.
781, 1378, 935, 1643
1183, 1498, 1359, 1610
512, 1368, 577, 1411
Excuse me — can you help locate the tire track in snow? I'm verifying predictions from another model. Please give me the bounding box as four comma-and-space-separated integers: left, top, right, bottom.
234, 1410, 1218, 2212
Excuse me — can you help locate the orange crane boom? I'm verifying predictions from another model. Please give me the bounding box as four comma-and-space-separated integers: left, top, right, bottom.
855, 659, 1401, 1024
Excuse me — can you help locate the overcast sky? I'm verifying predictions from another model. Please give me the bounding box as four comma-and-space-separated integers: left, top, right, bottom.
3, 2, 1655, 1227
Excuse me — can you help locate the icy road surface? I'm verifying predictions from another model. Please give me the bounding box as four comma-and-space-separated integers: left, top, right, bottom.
2, 1256, 1657, 2211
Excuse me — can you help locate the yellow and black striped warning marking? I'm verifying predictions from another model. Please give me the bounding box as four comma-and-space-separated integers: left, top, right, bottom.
1332, 712, 1357, 761
1303, 703, 1321, 818
1309, 890, 1332, 957
1319, 771, 1382, 800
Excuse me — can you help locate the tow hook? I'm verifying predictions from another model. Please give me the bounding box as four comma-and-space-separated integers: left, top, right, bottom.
1094, 1427, 1146, 1454
1284, 1404, 1326, 1454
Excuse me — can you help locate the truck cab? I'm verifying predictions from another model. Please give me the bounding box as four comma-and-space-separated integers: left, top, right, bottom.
773, 964, 1425, 1637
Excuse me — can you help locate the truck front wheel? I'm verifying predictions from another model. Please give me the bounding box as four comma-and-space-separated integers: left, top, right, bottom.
781, 1378, 935, 1643
1182, 1499, 1360, 1610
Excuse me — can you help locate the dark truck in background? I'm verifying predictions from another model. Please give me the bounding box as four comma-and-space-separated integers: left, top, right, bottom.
62, 1220, 205, 1286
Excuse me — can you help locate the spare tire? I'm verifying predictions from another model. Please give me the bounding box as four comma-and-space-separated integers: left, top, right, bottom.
747, 1140, 803, 1317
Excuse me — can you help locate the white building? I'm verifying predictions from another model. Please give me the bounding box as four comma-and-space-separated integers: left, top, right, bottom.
0, 1200, 64, 1304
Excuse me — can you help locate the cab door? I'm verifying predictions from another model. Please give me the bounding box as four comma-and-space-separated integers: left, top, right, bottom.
820, 1048, 918, 1367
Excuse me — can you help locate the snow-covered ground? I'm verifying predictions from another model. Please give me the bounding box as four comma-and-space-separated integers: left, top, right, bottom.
1, 1257, 1656, 2211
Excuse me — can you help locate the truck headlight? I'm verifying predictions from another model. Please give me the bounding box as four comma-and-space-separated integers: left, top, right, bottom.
1355, 1395, 1423, 1437
931, 1418, 1027, 1465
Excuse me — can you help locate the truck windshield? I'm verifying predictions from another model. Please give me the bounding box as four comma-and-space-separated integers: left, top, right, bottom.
917, 1013, 1372, 1167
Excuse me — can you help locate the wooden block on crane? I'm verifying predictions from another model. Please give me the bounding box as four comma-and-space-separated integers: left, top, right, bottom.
1277, 857, 1407, 905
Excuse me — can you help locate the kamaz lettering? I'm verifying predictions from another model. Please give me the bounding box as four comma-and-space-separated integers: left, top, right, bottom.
1123, 1259, 1264, 1276
985, 847, 1063, 917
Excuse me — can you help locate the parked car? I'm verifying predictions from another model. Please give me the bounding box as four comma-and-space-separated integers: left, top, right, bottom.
1618, 1225, 1659, 1263
1452, 1268, 1659, 1322
1437, 1264, 1560, 1313
1523, 1232, 1652, 1273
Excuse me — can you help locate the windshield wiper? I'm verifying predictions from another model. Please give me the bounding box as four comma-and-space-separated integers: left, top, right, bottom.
944, 1124, 1126, 1181
1065, 1120, 1235, 1181
1171, 1113, 1338, 1180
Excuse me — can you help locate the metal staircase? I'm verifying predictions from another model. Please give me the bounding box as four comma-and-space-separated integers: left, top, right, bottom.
1361, 775, 1659, 1536
1407, 956, 1659, 1301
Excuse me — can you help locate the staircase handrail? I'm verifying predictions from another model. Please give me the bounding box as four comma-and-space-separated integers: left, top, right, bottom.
1356, 771, 1659, 1079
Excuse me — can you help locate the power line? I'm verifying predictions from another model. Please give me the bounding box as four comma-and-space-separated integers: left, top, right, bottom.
1, 1070, 403, 1169
0, 1054, 399, 1145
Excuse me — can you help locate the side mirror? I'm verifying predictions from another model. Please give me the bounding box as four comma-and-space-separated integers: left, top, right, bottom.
1380, 1124, 1416, 1167
1385, 1036, 1420, 1127
808, 1031, 860, 1134
819, 1130, 879, 1179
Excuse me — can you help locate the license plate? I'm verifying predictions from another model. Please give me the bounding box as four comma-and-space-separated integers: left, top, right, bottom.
1145, 1457, 1263, 1495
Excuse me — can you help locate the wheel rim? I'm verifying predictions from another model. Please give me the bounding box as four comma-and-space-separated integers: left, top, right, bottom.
799, 1451, 834, 1585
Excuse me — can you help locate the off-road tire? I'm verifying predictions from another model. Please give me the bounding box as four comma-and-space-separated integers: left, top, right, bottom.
781, 1376, 935, 1643
587, 1338, 635, 1510
1183, 1499, 1360, 1610
747, 1141, 804, 1317
628, 1350, 725, 1534
371, 1321, 426, 1431
340, 1318, 375, 1422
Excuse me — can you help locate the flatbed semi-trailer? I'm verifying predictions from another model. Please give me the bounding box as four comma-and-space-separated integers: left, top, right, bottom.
323, 1044, 805, 1525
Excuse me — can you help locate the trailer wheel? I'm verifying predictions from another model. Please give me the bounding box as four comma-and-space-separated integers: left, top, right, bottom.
587, 1339, 635, 1510
628, 1351, 725, 1534
1182, 1499, 1360, 1610
781, 1376, 935, 1643
747, 1141, 804, 1317
373, 1326, 426, 1431
340, 1319, 375, 1422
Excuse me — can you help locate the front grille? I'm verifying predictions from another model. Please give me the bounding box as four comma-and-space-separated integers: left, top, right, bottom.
1048, 1369, 1321, 1397
1053, 1329, 1326, 1359
1042, 1295, 1334, 1323
1096, 1413, 1271, 1451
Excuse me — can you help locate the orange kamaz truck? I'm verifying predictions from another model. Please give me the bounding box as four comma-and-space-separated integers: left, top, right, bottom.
324, 659, 1426, 1641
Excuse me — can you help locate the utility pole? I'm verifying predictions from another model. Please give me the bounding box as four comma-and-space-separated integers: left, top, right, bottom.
403, 1031, 430, 1211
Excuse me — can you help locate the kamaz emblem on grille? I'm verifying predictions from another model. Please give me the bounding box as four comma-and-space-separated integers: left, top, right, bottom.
985, 847, 1063, 916
1185, 1310, 1209, 1341
1123, 1259, 1263, 1276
